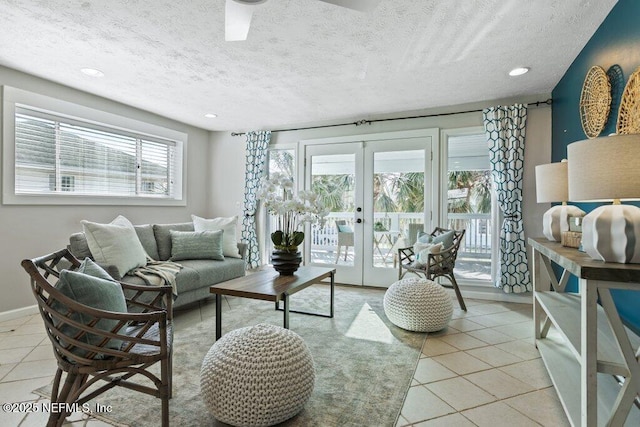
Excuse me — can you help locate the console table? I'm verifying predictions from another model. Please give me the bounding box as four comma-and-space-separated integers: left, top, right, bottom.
529, 238, 640, 426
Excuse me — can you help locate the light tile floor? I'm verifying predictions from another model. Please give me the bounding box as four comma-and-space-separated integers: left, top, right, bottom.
0, 293, 569, 426
396, 296, 569, 427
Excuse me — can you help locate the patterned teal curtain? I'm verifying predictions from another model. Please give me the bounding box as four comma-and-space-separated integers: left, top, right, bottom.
483, 104, 531, 293
241, 131, 271, 268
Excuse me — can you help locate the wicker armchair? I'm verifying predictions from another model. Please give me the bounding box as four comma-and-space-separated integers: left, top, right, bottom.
397, 227, 467, 311
21, 248, 173, 427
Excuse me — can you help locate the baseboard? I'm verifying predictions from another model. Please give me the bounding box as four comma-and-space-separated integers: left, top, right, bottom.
0, 305, 38, 323
337, 280, 533, 305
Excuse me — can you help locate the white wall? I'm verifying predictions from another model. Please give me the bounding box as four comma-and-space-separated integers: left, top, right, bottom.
0, 66, 212, 314
522, 107, 552, 241
209, 96, 552, 281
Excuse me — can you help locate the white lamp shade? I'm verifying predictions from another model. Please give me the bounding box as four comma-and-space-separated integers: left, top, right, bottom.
568, 134, 640, 202
536, 161, 585, 241
535, 162, 568, 203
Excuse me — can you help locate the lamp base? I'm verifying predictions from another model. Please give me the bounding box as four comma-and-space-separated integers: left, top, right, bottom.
582, 204, 640, 263
542, 205, 586, 241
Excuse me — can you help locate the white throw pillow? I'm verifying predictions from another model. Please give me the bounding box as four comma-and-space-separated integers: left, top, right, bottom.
412, 242, 444, 269
81, 215, 148, 276
191, 215, 241, 258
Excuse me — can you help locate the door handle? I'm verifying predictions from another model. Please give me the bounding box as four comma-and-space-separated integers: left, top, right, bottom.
356, 219, 362, 224
356, 207, 362, 212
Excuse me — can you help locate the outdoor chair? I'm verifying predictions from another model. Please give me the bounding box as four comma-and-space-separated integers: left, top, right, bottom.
21, 248, 173, 427
334, 220, 354, 263
397, 227, 467, 311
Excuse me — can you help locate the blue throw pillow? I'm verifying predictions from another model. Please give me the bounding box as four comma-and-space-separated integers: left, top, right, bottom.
431, 230, 456, 249
416, 231, 432, 244
54, 268, 128, 358
337, 224, 353, 233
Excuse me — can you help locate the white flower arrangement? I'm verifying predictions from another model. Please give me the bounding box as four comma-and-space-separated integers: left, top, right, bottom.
258, 173, 328, 251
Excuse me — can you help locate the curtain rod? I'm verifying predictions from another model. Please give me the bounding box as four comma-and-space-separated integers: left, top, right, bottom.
230, 98, 552, 137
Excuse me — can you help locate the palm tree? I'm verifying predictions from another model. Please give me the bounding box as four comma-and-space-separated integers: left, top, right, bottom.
448, 170, 491, 214
311, 174, 354, 212
373, 173, 397, 213
472, 171, 492, 213
395, 172, 425, 212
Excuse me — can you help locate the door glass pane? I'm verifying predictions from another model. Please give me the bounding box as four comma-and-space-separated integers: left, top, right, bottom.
310, 153, 355, 265
447, 134, 493, 282
372, 150, 424, 268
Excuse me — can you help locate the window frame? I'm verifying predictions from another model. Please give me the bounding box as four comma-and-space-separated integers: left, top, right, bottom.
2, 86, 187, 206
441, 127, 498, 287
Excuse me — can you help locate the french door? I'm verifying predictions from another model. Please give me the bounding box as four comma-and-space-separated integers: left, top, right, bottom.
303, 137, 434, 287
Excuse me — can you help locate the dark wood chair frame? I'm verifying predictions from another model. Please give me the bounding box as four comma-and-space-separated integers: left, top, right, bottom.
21, 248, 173, 427
397, 227, 467, 311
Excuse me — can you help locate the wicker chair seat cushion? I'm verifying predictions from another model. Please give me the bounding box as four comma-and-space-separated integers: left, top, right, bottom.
123, 322, 173, 357
200, 323, 315, 427
383, 278, 453, 332
403, 263, 451, 276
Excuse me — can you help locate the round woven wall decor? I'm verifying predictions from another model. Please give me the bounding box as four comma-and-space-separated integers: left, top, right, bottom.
617, 66, 640, 134
580, 66, 611, 138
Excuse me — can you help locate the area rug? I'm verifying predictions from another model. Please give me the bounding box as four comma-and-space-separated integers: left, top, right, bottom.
36, 285, 426, 426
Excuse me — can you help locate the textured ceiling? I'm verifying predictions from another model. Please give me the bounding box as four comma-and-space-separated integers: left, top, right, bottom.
0, 0, 618, 132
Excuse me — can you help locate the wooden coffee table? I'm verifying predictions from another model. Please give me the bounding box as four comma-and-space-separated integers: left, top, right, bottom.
209, 266, 335, 339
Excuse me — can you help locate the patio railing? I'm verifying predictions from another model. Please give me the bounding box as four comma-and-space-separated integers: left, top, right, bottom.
309, 212, 492, 256
447, 213, 492, 256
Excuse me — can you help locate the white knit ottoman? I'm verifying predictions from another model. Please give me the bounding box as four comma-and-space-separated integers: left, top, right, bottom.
200, 323, 315, 427
383, 278, 453, 332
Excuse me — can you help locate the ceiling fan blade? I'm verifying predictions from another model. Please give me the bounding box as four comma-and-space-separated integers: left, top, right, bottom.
318, 0, 382, 13
225, 0, 255, 41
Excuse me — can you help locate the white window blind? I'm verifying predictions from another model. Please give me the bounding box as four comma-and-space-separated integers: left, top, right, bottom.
15, 107, 177, 199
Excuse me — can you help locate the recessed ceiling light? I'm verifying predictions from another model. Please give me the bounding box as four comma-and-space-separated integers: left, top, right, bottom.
204, 113, 218, 118
509, 67, 530, 77
80, 68, 104, 77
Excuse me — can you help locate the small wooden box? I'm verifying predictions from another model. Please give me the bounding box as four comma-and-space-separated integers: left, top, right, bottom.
561, 231, 582, 248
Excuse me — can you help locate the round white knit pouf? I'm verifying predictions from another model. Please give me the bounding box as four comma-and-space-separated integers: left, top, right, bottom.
200, 323, 315, 427
383, 278, 453, 332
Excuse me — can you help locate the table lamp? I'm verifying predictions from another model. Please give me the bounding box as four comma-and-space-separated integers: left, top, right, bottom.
535, 160, 585, 241
567, 134, 640, 263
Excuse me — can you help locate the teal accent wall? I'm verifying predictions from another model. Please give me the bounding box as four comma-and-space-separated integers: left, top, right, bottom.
551, 0, 640, 334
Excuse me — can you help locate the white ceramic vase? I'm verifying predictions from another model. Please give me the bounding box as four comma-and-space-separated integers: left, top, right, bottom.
581, 204, 640, 263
